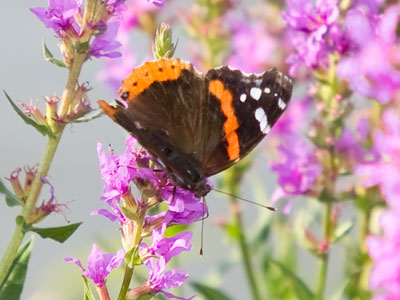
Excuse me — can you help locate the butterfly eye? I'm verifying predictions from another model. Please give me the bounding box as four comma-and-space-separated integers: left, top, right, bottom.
120, 91, 129, 100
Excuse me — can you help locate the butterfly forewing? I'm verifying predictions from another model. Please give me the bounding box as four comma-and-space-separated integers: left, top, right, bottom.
201, 66, 293, 176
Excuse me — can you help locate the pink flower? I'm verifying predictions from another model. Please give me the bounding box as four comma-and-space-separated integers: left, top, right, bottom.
337, 5, 400, 103
367, 209, 400, 300
65, 244, 125, 286
282, 0, 342, 75
270, 138, 322, 196
355, 110, 400, 208
141, 231, 192, 264
144, 258, 194, 300
226, 20, 276, 73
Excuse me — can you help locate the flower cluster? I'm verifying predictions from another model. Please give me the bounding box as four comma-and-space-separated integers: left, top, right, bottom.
337, 5, 400, 104
74, 136, 205, 299
282, 0, 343, 76
31, 0, 127, 63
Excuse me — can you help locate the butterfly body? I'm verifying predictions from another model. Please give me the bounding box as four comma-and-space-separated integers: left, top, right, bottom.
98, 58, 293, 197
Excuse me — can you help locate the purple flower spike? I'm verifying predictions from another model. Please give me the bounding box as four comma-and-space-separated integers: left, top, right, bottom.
144, 258, 195, 300
282, 0, 341, 75
227, 20, 276, 73
30, 0, 82, 36
367, 209, 400, 300
270, 138, 322, 196
65, 244, 125, 286
355, 110, 400, 208
337, 6, 400, 103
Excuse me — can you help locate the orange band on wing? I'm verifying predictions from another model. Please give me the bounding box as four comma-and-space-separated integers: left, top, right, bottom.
120, 58, 193, 101
98, 100, 117, 120
208, 80, 240, 160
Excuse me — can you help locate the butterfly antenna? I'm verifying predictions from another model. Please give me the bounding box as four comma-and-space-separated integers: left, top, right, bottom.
200, 196, 207, 257
212, 188, 276, 211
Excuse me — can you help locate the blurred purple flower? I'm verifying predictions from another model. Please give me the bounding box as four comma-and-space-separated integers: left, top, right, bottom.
89, 22, 122, 59
282, 0, 342, 75
335, 118, 377, 165
227, 21, 276, 73
367, 209, 400, 300
270, 138, 322, 196
337, 5, 400, 103
30, 0, 81, 35
355, 110, 400, 208
65, 244, 125, 286
270, 97, 312, 138
143, 258, 194, 300
148, 0, 165, 6
98, 0, 158, 91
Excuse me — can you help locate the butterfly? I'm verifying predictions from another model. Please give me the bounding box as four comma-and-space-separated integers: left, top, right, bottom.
98, 58, 293, 198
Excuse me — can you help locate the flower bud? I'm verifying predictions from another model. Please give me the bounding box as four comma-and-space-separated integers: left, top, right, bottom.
152, 23, 177, 60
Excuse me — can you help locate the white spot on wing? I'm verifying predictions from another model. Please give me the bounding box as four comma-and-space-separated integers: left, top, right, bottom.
264, 125, 271, 134
250, 87, 262, 100
254, 107, 269, 134
274, 93, 278, 97
264, 87, 271, 94
240, 94, 247, 102
278, 98, 286, 110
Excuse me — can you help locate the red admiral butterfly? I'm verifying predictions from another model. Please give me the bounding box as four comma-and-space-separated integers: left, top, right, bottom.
98, 58, 293, 198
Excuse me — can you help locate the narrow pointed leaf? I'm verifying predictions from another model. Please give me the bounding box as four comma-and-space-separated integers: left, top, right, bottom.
29, 222, 82, 243
42, 42, 68, 68
73, 110, 103, 123
329, 280, 350, 300
0, 179, 22, 207
332, 221, 354, 243
3, 91, 54, 137
0, 238, 34, 300
265, 258, 314, 300
190, 282, 233, 300
82, 276, 96, 300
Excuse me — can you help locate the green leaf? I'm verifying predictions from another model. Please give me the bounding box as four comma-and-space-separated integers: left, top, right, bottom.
329, 280, 349, 300
82, 276, 96, 300
224, 223, 239, 240
332, 221, 354, 243
164, 224, 189, 237
0, 238, 34, 300
29, 222, 82, 243
125, 246, 141, 268
42, 41, 68, 68
3, 91, 54, 137
266, 258, 314, 300
190, 282, 233, 300
0, 179, 22, 207
73, 110, 103, 123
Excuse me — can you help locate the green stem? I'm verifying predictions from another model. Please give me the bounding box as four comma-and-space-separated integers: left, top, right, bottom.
22, 134, 62, 217
118, 208, 146, 300
0, 52, 86, 284
0, 223, 24, 284
58, 53, 86, 118
316, 202, 332, 300
118, 266, 134, 300
0, 134, 62, 284
233, 205, 261, 300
